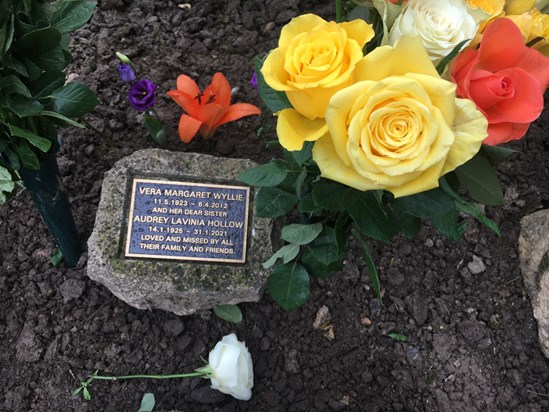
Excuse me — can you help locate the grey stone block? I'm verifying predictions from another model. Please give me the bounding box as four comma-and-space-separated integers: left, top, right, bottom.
87, 149, 273, 315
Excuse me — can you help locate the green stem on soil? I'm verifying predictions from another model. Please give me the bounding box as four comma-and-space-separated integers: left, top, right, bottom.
79, 117, 115, 148
76, 366, 213, 400
335, 0, 344, 22
89, 371, 210, 381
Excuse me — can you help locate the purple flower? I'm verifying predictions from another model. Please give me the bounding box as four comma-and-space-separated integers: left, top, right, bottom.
118, 63, 136, 82
128, 79, 156, 111
250, 71, 258, 90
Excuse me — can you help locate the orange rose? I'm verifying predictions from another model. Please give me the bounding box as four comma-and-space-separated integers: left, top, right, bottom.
451, 18, 549, 145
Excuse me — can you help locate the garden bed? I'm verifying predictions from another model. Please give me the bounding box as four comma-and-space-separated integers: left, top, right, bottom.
0, 1, 548, 410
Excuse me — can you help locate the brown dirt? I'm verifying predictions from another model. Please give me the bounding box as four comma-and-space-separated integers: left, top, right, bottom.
0, 1, 548, 411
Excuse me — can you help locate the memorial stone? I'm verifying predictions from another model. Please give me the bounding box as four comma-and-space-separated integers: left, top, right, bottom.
87, 149, 274, 316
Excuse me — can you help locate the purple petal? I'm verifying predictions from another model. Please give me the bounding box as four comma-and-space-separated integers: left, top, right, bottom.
118, 63, 136, 82
128, 79, 157, 111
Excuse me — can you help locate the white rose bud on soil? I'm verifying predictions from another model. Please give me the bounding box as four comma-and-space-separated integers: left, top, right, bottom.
208, 333, 253, 400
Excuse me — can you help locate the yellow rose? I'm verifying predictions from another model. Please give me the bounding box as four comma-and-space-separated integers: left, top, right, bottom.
504, 9, 549, 55
312, 36, 488, 198
505, 0, 536, 14
468, 0, 505, 16
530, 9, 549, 52
261, 14, 374, 151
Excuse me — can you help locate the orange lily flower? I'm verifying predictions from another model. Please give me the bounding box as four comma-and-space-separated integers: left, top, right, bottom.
167, 72, 261, 143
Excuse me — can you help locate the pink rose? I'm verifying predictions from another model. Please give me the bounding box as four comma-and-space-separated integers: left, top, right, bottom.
451, 18, 549, 145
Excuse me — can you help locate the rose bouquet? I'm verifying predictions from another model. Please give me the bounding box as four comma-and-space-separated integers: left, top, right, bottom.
239, 0, 549, 309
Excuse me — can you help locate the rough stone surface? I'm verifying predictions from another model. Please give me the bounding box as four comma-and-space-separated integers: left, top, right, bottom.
519, 209, 549, 358
87, 149, 274, 316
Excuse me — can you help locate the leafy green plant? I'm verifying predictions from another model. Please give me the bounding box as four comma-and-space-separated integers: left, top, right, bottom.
0, 0, 98, 203
238, 140, 505, 310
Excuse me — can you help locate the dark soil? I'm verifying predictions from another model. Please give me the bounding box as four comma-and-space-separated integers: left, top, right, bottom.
1, 1, 548, 411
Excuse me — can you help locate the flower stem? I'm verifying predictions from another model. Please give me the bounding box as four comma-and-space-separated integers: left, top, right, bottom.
90, 371, 209, 381
352, 225, 382, 301
335, 0, 344, 23
79, 117, 115, 149
75, 367, 212, 400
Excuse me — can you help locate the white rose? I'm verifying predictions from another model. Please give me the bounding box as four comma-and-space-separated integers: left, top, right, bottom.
388, 0, 480, 64
208, 333, 254, 401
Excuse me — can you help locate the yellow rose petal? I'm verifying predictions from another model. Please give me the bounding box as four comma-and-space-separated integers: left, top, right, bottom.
262, 48, 293, 91
441, 98, 487, 175
390, 160, 446, 198
405, 73, 457, 127
279, 14, 327, 48
340, 19, 376, 48
355, 35, 439, 82
326, 80, 376, 166
277, 109, 329, 151
505, 0, 536, 15
286, 79, 352, 120
313, 134, 381, 191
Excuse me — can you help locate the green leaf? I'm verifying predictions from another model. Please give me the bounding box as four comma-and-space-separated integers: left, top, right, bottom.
51, 82, 99, 119
393, 188, 464, 240
51, 249, 63, 267
455, 201, 501, 237
263, 244, 300, 269
255, 187, 297, 217
138, 393, 155, 412
15, 26, 61, 53
39, 110, 86, 128
254, 56, 292, 113
22, 57, 44, 81
52, 1, 96, 35
526, 36, 544, 47
0, 75, 31, 97
2, 54, 29, 78
301, 250, 342, 278
238, 160, 288, 187
364, 7, 383, 53
301, 227, 346, 278
15, 141, 40, 170
0, 165, 15, 204
294, 168, 307, 196
455, 154, 503, 205
395, 211, 422, 239
281, 222, 322, 245
439, 175, 501, 237
144, 115, 166, 147
9, 96, 43, 117
347, 5, 371, 22
0, 14, 14, 58
31, 71, 65, 98
8, 123, 52, 152
312, 180, 360, 211
352, 227, 382, 301
388, 333, 408, 342
298, 191, 317, 213
291, 141, 313, 167
334, 213, 348, 255
267, 263, 310, 310
35, 46, 68, 72
481, 144, 517, 166
349, 191, 397, 243
4, 147, 20, 170
213, 305, 243, 324
82, 387, 91, 401
436, 39, 470, 74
